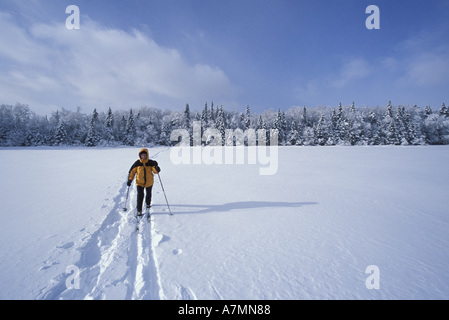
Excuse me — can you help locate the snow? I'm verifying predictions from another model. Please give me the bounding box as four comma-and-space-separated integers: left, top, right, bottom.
0, 146, 448, 300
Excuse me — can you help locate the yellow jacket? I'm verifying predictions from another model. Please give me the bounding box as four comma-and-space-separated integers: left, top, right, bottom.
128, 148, 159, 188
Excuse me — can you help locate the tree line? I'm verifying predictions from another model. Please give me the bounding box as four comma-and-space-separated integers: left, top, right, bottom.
1, 101, 448, 147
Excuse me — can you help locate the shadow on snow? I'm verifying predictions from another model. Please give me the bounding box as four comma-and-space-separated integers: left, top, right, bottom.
152, 201, 318, 215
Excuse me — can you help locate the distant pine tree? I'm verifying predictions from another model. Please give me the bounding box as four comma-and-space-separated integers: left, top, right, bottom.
105, 107, 115, 143
54, 121, 67, 146
288, 121, 299, 146
85, 118, 99, 147
245, 105, 251, 130
123, 109, 136, 146
439, 103, 448, 117
315, 116, 327, 146
184, 104, 191, 129
216, 106, 226, 146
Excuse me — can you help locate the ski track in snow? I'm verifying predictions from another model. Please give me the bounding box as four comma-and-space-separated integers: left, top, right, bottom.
36, 183, 167, 300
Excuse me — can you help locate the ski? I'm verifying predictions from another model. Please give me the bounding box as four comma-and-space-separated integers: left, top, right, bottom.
135, 211, 144, 232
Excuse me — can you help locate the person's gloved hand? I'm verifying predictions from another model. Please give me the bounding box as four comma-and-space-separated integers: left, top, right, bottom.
127, 180, 132, 186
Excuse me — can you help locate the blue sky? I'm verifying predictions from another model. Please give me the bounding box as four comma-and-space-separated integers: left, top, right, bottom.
1, 0, 448, 115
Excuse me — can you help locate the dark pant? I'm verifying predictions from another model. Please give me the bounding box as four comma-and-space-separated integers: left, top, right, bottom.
136, 185, 153, 212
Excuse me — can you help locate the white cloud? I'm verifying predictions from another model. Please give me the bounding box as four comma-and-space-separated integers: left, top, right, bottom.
393, 26, 449, 88
0, 12, 235, 114
0, 12, 51, 65
399, 50, 449, 87
331, 58, 372, 88
293, 58, 374, 106
293, 78, 320, 104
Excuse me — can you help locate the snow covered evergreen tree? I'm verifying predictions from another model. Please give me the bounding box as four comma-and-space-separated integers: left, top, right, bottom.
104, 107, 115, 144
159, 115, 173, 146
256, 114, 269, 145
216, 106, 226, 146
272, 108, 287, 145
54, 121, 68, 146
315, 115, 328, 146
201, 102, 210, 130
303, 126, 315, 146
183, 104, 191, 130
245, 105, 251, 130
85, 117, 99, 147
123, 109, 136, 146
347, 102, 364, 145
210, 101, 216, 123
332, 103, 348, 145
424, 105, 433, 117
381, 101, 398, 145
286, 121, 297, 146
366, 110, 381, 145
439, 103, 448, 117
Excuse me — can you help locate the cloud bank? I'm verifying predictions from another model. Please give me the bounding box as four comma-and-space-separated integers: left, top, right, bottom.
0, 12, 235, 115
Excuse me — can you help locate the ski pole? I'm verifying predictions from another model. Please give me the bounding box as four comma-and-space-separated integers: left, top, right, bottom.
123, 186, 130, 211
157, 173, 173, 215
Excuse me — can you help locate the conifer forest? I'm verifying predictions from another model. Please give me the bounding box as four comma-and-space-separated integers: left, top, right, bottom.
1, 101, 448, 147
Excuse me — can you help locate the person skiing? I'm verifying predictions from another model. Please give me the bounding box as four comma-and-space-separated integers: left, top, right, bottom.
127, 148, 161, 216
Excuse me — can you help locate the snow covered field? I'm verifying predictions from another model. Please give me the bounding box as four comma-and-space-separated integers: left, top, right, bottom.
0, 146, 448, 300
